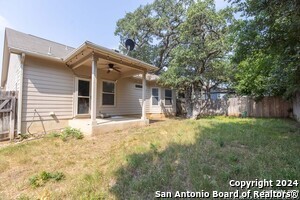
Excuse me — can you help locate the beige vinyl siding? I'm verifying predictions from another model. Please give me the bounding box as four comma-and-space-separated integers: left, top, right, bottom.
145, 86, 151, 113
72, 67, 176, 116
22, 56, 74, 122
5, 53, 21, 91
97, 77, 143, 115
160, 88, 176, 114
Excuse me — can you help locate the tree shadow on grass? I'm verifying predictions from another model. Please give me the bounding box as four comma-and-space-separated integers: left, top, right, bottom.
110, 118, 300, 199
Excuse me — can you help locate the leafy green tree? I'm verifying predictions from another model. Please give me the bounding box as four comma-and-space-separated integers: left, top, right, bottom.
115, 0, 193, 71
159, 0, 233, 118
116, 0, 233, 118
230, 0, 300, 98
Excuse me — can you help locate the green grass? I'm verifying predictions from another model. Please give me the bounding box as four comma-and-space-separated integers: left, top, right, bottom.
0, 117, 299, 199
46, 127, 84, 141
29, 171, 65, 188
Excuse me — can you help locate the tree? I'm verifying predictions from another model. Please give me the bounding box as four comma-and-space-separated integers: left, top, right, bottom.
230, 0, 300, 99
115, 0, 193, 71
116, 0, 233, 119
159, 0, 233, 118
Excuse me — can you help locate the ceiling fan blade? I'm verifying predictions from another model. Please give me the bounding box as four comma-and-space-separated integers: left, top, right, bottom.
113, 68, 121, 73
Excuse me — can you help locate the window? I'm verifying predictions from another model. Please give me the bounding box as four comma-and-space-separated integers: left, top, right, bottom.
102, 81, 115, 106
152, 88, 159, 105
135, 84, 143, 89
77, 79, 90, 114
165, 89, 173, 105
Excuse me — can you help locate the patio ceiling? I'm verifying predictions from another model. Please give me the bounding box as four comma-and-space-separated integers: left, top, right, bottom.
67, 50, 144, 79
65, 41, 158, 74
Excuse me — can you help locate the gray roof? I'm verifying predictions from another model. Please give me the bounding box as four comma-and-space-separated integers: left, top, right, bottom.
5, 28, 74, 59
2, 28, 159, 87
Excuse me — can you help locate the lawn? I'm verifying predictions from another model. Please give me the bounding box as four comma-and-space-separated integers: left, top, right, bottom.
0, 117, 299, 199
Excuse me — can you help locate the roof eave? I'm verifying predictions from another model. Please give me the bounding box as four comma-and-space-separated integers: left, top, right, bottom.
9, 47, 63, 62
0, 46, 64, 87
64, 41, 159, 72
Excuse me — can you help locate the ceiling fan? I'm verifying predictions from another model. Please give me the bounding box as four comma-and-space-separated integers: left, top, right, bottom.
107, 63, 121, 73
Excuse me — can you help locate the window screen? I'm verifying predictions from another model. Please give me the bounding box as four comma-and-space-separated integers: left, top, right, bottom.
102, 81, 115, 105
152, 88, 159, 105
165, 89, 173, 105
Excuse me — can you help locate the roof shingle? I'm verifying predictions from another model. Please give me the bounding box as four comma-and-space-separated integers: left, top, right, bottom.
5, 28, 74, 59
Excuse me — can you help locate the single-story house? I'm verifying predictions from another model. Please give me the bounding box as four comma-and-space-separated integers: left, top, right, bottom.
1, 28, 176, 135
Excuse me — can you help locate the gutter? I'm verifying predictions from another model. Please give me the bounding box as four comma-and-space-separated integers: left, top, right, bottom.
17, 53, 25, 134
9, 47, 63, 62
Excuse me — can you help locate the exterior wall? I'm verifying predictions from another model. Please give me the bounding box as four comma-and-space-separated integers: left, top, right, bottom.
98, 77, 143, 115
5, 53, 21, 91
73, 67, 144, 116
73, 68, 177, 116
21, 56, 74, 133
19, 57, 176, 133
293, 92, 300, 122
147, 82, 176, 115
160, 87, 176, 115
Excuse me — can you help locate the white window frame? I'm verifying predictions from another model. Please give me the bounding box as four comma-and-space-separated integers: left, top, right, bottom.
101, 80, 116, 107
151, 87, 160, 106
164, 89, 173, 106
74, 77, 91, 116
135, 84, 143, 90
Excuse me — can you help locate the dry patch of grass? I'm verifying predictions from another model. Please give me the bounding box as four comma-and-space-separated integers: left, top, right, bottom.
0, 117, 299, 199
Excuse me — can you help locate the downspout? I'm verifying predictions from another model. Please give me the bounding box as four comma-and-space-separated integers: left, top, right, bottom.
17, 53, 25, 134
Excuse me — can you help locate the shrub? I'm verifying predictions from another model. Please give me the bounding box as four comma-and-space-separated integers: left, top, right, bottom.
61, 127, 84, 141
29, 171, 65, 188
46, 127, 83, 141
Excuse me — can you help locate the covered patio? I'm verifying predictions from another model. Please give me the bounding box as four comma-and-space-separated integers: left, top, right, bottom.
64, 41, 158, 134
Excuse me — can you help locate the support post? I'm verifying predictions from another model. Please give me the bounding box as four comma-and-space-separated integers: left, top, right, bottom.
141, 71, 147, 120
17, 53, 25, 134
91, 53, 98, 125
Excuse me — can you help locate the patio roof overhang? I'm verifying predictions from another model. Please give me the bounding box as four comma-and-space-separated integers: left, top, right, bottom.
64, 41, 159, 73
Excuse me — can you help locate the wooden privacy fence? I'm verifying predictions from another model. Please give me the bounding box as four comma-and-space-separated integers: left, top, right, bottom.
228, 96, 292, 118
177, 96, 292, 118
176, 98, 228, 116
0, 91, 17, 141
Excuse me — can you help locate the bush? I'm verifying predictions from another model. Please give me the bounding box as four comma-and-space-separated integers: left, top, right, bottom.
61, 127, 84, 141
46, 127, 84, 141
29, 171, 65, 188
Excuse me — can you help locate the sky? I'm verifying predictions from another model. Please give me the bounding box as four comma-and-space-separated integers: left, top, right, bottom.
0, 0, 229, 76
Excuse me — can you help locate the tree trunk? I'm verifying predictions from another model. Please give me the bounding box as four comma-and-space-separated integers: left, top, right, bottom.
185, 87, 193, 118
191, 85, 201, 119
184, 84, 202, 119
